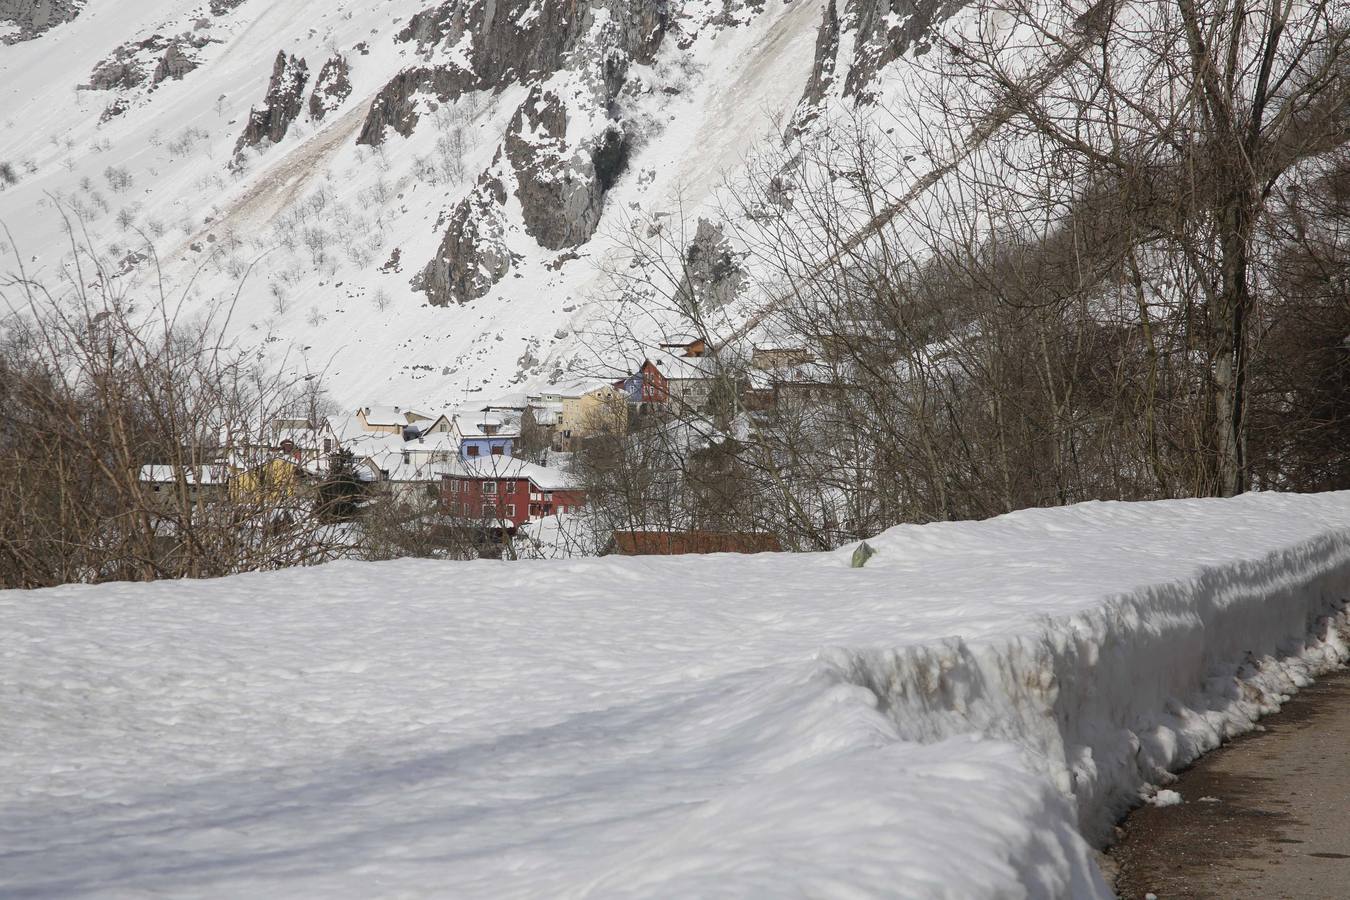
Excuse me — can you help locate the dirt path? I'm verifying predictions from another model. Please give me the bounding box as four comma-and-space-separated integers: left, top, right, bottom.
1111, 668, 1350, 899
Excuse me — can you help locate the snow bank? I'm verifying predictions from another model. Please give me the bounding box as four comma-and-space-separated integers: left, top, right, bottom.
4, 492, 1350, 897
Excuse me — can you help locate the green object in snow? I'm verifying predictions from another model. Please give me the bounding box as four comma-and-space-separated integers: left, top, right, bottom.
851, 541, 875, 568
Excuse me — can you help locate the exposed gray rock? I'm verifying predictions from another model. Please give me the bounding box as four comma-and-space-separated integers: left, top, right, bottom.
359, 0, 668, 145
789, 0, 840, 134
410, 0, 769, 308
504, 86, 628, 250
0, 0, 85, 43
209, 0, 247, 15
674, 218, 746, 313
419, 163, 515, 307
234, 51, 309, 156
791, 0, 965, 128
308, 55, 352, 122
153, 41, 199, 84
88, 33, 211, 93
89, 56, 146, 92
843, 0, 962, 100
99, 97, 131, 122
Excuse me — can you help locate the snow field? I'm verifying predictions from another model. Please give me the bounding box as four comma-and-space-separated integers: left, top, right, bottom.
3, 491, 1350, 897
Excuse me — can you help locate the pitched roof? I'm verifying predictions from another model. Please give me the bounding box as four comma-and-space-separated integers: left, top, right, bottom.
360, 404, 410, 426
138, 464, 229, 485
441, 456, 579, 491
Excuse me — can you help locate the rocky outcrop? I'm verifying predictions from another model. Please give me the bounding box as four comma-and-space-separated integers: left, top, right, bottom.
408, 1, 784, 307
87, 33, 211, 97
358, 0, 668, 145
791, 0, 965, 127
790, 0, 841, 134
418, 163, 516, 307
235, 51, 309, 156
844, 0, 962, 99
674, 219, 746, 313
308, 55, 352, 121
152, 40, 200, 84
409, 1, 673, 305
0, 0, 84, 43
504, 85, 628, 251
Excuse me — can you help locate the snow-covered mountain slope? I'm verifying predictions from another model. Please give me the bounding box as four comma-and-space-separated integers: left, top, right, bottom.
0, 0, 942, 408
5, 492, 1350, 896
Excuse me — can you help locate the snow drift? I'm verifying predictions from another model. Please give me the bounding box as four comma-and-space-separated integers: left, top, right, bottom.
4, 491, 1350, 897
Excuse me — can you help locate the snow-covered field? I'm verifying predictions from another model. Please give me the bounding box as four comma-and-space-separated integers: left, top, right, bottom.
5, 492, 1350, 897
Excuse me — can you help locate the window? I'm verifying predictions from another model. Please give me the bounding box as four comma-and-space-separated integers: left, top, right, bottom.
481, 503, 495, 517
505, 504, 516, 517
449, 480, 458, 493
323, 438, 332, 453
491, 445, 504, 455
499, 480, 512, 492
466, 445, 480, 457
482, 482, 497, 494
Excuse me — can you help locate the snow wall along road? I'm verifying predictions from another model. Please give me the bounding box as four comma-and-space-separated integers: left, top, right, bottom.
4, 492, 1350, 898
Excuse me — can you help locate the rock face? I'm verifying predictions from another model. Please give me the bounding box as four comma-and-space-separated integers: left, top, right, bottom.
358, 0, 666, 145
235, 51, 309, 156
308, 55, 352, 122
792, 0, 965, 128
410, 1, 667, 306
86, 33, 212, 118
418, 164, 515, 307
152, 40, 201, 84
675, 219, 747, 313
504, 86, 628, 252
0, 0, 84, 43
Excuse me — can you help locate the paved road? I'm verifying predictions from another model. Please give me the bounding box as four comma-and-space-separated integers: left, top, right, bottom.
1111, 668, 1350, 899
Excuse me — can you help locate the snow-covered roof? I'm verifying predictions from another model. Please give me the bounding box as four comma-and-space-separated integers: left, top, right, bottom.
481, 391, 529, 410
654, 350, 720, 380
442, 457, 579, 491
360, 405, 412, 427
452, 412, 520, 439
552, 377, 620, 398
138, 464, 229, 485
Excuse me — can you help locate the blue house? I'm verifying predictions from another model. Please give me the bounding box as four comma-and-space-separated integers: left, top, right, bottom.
452, 413, 518, 461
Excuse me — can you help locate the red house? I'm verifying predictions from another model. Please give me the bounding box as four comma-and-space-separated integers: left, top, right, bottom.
441, 458, 584, 529
617, 359, 669, 404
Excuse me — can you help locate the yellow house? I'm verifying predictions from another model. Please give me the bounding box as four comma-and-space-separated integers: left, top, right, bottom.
229, 456, 306, 505
560, 382, 627, 445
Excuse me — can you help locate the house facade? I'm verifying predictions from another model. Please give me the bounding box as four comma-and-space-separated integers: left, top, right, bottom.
557, 381, 627, 448
619, 359, 669, 405
452, 413, 518, 460
356, 405, 431, 435
440, 458, 584, 528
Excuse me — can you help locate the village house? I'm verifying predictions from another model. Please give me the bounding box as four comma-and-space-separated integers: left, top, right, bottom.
452, 412, 517, 460
744, 345, 837, 408
555, 379, 627, 449
138, 463, 230, 505
355, 404, 432, 435
440, 457, 585, 530
228, 455, 310, 505
617, 359, 670, 409
659, 336, 709, 358
656, 351, 722, 412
